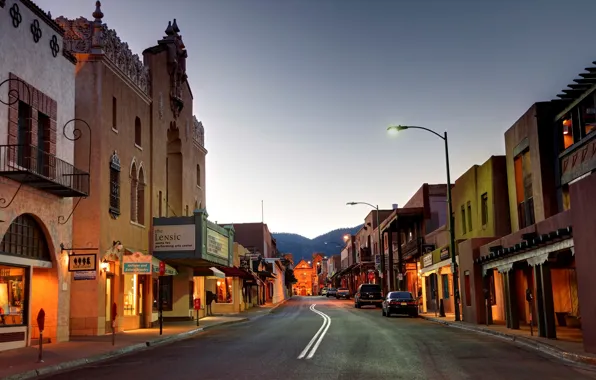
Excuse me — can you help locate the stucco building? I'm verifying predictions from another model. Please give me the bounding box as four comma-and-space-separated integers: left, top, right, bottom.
0, 0, 87, 351
293, 259, 313, 296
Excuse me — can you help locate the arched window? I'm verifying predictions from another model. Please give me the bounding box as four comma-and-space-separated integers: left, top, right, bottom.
0, 214, 51, 261
137, 167, 145, 225
196, 164, 201, 187
109, 152, 121, 218
130, 162, 138, 222
134, 117, 141, 147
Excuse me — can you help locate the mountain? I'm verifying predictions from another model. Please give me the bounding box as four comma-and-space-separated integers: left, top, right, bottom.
273, 225, 363, 263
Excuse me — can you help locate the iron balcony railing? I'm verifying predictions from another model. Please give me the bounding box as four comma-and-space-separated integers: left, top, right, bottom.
0, 144, 89, 197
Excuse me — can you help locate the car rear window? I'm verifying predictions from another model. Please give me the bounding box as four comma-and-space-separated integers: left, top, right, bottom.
329, 288, 336, 291
389, 292, 413, 299
360, 285, 381, 293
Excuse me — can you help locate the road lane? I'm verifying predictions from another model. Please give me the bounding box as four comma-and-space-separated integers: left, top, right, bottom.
41, 296, 596, 380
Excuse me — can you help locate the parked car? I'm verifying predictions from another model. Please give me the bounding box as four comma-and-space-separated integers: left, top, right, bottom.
336, 288, 350, 299
354, 283, 383, 308
327, 288, 337, 297
382, 291, 418, 317
321, 288, 328, 296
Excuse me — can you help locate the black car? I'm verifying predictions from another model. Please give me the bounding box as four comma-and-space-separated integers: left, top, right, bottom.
354, 284, 383, 308
382, 291, 418, 317
336, 287, 350, 299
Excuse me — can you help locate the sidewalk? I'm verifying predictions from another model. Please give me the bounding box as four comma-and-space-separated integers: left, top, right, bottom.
419, 313, 596, 367
0, 301, 286, 380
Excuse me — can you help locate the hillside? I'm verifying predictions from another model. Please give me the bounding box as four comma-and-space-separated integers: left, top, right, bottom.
273, 225, 363, 263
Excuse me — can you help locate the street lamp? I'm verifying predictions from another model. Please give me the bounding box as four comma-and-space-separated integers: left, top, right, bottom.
387, 124, 461, 322
346, 201, 385, 294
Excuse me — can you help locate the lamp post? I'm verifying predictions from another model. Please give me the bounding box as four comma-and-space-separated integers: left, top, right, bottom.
387, 125, 460, 322
346, 202, 385, 294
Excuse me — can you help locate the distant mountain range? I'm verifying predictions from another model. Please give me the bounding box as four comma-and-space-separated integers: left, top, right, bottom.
273, 225, 363, 263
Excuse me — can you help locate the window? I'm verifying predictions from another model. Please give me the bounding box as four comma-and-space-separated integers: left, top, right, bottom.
196, 164, 201, 187
158, 275, 173, 311
461, 206, 466, 234
514, 150, 534, 229
185, 205, 189, 216
158, 191, 163, 217
0, 265, 27, 326
130, 162, 138, 222
441, 274, 450, 299
134, 117, 141, 146
17, 101, 31, 167
216, 278, 233, 303
109, 152, 121, 217
0, 214, 51, 261
123, 274, 138, 316
137, 168, 145, 225
467, 201, 472, 232
464, 271, 471, 306
112, 97, 117, 130
580, 94, 596, 136
36, 112, 51, 176
481, 193, 488, 226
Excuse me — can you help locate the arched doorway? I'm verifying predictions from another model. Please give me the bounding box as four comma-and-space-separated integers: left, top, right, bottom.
0, 214, 56, 351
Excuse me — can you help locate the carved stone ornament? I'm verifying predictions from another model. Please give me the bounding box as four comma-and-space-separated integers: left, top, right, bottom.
161, 19, 187, 119
158, 92, 164, 120
55, 4, 150, 95
193, 116, 204, 147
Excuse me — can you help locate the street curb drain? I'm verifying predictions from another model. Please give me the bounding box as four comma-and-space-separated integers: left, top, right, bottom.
419, 315, 596, 368
4, 318, 249, 380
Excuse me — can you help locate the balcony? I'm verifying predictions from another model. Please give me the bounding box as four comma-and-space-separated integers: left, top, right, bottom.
0, 145, 89, 197
560, 131, 596, 185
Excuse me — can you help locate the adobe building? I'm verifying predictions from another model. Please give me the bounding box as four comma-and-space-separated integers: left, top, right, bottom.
293, 259, 314, 296
0, 0, 86, 350
449, 155, 511, 323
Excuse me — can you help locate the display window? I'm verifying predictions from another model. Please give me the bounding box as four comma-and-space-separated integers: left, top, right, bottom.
0, 265, 26, 326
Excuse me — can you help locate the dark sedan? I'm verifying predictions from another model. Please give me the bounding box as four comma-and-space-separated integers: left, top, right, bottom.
382, 291, 418, 317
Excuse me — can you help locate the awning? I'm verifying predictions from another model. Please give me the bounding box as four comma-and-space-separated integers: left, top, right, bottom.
151, 256, 178, 276
219, 266, 253, 279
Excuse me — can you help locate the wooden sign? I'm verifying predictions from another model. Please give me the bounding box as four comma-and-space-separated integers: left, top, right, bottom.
68, 254, 97, 272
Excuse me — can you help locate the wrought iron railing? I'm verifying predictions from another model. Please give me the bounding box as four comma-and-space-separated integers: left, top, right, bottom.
0, 144, 89, 196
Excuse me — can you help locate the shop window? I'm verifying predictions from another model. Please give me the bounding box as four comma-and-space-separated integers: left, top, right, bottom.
123, 274, 138, 316
134, 117, 141, 146
0, 214, 50, 261
467, 202, 472, 232
464, 271, 471, 307
216, 277, 232, 303
159, 276, 173, 311
109, 152, 121, 217
112, 97, 117, 130
481, 193, 488, 226
461, 205, 466, 235
189, 281, 194, 309
441, 274, 450, 299
0, 265, 27, 326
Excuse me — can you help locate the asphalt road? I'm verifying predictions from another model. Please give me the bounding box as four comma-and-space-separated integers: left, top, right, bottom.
43, 296, 596, 380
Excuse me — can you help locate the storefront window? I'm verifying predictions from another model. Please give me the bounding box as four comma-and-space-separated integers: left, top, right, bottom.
441, 274, 450, 299
216, 277, 232, 303
124, 274, 137, 316
0, 265, 26, 326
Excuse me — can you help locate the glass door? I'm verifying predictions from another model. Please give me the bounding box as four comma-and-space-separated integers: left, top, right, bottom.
105, 275, 114, 333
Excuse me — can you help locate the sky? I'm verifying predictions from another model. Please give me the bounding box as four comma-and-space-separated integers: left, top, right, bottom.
36, 0, 596, 238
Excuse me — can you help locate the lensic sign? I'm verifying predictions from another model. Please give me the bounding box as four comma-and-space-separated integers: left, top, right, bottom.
153, 224, 195, 252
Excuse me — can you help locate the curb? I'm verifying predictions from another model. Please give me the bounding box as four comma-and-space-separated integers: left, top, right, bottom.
419, 315, 596, 367
5, 318, 249, 380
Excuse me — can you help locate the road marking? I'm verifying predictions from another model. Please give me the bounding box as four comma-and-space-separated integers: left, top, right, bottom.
297, 304, 331, 360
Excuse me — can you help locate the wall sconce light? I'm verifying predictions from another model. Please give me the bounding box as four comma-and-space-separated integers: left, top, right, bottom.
112, 240, 123, 251
100, 259, 110, 273
216, 281, 221, 287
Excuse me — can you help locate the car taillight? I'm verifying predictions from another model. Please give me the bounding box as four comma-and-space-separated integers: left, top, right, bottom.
389, 300, 398, 305
407, 301, 416, 305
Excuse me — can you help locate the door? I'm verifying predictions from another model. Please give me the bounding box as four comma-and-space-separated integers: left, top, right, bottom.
105, 275, 114, 333
138, 276, 145, 328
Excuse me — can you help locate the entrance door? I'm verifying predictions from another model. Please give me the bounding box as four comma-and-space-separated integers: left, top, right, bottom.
105, 275, 114, 333
138, 277, 145, 328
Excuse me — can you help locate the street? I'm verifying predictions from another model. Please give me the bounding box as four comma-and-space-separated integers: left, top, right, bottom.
42, 297, 596, 380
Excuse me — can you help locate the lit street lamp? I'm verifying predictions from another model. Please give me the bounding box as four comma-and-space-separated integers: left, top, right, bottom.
346, 201, 385, 294
387, 124, 461, 322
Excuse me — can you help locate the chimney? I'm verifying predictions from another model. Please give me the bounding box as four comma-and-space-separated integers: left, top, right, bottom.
392, 203, 398, 210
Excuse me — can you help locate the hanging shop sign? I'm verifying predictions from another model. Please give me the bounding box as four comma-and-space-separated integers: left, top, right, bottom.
68, 254, 97, 272
123, 252, 152, 274
422, 253, 433, 268
440, 247, 450, 261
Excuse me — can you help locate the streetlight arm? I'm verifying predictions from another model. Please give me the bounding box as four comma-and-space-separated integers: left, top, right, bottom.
346, 201, 377, 209
401, 126, 445, 141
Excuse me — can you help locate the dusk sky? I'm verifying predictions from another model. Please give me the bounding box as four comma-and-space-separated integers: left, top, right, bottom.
37, 0, 596, 238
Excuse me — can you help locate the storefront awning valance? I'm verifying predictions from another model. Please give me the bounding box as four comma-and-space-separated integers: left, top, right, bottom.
192, 266, 226, 278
